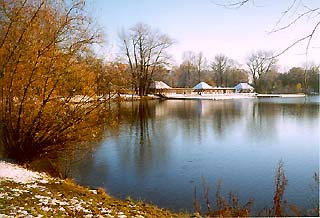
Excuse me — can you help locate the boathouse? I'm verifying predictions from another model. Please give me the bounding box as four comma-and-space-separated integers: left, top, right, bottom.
192, 82, 236, 94
234, 83, 254, 93
150, 81, 237, 95
150, 81, 193, 95
193, 82, 214, 94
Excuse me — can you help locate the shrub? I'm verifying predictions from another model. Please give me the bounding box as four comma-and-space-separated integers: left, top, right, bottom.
0, 0, 110, 163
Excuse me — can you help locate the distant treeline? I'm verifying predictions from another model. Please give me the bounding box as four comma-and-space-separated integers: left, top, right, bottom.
96, 60, 319, 95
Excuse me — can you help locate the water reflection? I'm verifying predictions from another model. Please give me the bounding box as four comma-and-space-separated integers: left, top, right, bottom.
72, 97, 319, 213
105, 101, 172, 177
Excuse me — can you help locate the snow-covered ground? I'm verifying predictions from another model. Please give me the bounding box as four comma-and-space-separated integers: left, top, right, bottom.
163, 93, 257, 100
0, 161, 49, 184
160, 93, 306, 100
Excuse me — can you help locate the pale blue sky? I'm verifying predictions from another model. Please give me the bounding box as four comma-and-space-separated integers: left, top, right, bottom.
88, 0, 319, 71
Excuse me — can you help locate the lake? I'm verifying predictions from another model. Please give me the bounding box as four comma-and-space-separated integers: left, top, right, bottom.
71, 96, 319, 213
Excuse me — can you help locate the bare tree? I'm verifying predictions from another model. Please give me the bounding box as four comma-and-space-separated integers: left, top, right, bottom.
306, 65, 320, 93
196, 52, 207, 83
225, 68, 249, 87
119, 23, 174, 96
246, 50, 277, 92
181, 51, 196, 87
211, 54, 230, 87
176, 51, 207, 87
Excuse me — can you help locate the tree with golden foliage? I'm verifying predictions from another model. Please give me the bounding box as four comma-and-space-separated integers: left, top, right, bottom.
96, 61, 131, 96
0, 0, 113, 163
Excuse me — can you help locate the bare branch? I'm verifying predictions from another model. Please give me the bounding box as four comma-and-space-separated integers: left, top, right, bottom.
270, 7, 319, 34
271, 20, 320, 60
211, 0, 251, 9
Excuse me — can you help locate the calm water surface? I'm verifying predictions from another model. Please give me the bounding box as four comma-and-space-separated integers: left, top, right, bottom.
72, 96, 319, 213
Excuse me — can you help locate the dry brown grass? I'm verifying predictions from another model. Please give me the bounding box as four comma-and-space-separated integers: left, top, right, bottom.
0, 176, 185, 217
194, 161, 319, 217
272, 160, 288, 216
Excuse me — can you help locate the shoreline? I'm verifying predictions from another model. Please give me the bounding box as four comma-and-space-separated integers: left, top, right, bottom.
161, 93, 256, 100
150, 93, 306, 100
65, 93, 309, 102
0, 160, 183, 217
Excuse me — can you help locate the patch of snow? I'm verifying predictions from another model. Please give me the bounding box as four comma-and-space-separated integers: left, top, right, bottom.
26, 183, 44, 189
58, 201, 68, 206
0, 161, 50, 184
101, 208, 112, 214
165, 93, 257, 100
90, 190, 97, 194
0, 193, 8, 199
16, 209, 28, 215
40, 206, 51, 212
70, 197, 79, 204
117, 212, 127, 218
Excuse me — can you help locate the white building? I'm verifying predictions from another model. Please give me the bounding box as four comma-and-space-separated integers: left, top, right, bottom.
234, 83, 254, 93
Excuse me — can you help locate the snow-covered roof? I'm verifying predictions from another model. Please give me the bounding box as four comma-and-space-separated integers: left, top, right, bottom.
234, 83, 254, 90
151, 81, 172, 89
193, 82, 213, 90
